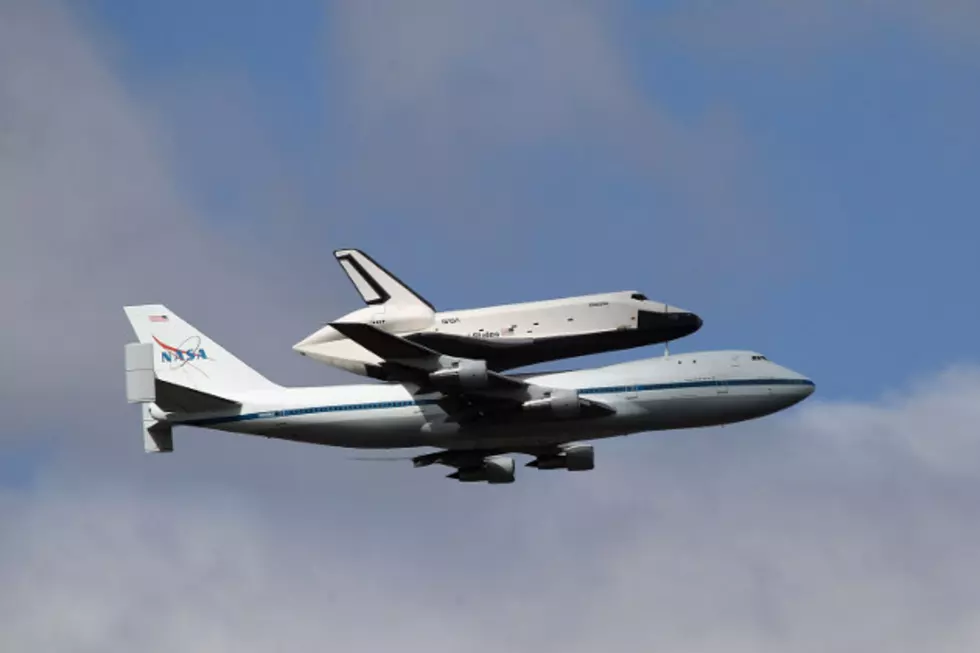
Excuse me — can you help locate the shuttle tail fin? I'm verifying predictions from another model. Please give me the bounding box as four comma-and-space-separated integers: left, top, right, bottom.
333, 249, 435, 312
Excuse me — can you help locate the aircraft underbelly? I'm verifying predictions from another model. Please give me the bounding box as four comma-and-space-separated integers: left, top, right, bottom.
222, 410, 427, 449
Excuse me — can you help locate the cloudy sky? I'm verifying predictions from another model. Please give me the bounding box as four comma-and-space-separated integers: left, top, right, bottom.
2, 1, 979, 650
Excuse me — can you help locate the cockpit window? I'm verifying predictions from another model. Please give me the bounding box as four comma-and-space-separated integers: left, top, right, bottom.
751, 355, 768, 361
631, 293, 648, 301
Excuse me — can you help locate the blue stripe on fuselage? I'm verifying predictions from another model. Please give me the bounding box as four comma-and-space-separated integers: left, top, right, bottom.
182, 378, 814, 427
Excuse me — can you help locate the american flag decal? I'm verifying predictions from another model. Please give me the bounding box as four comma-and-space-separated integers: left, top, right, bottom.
149, 315, 169, 323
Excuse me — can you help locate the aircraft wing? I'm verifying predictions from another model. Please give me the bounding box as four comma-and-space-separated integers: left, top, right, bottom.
328, 321, 526, 392
328, 321, 614, 422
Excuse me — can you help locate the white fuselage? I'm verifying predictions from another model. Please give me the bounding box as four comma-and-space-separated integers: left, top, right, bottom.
293, 291, 702, 377
175, 351, 814, 451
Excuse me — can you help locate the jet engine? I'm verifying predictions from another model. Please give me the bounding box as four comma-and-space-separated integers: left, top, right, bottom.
527, 444, 594, 471
447, 455, 516, 484
429, 359, 490, 390
521, 389, 581, 418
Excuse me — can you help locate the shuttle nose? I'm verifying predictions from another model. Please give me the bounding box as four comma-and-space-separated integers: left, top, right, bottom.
637, 309, 703, 340
685, 313, 703, 331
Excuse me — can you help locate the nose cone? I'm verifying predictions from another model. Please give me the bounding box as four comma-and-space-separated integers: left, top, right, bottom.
778, 366, 815, 405
792, 379, 816, 404
637, 309, 703, 341
684, 312, 704, 332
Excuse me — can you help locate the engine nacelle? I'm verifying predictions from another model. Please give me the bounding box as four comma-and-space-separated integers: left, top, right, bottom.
429, 359, 489, 390
527, 444, 594, 471
522, 390, 581, 419
449, 455, 516, 484
563, 444, 595, 470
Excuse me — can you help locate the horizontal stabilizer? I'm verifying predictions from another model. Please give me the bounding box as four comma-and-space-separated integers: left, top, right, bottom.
142, 403, 173, 453
154, 379, 240, 413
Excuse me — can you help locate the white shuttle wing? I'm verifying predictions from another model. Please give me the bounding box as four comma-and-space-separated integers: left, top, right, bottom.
328, 322, 614, 423
329, 321, 523, 390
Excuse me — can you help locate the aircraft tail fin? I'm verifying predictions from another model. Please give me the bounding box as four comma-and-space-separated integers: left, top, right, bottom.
123, 304, 279, 400
333, 249, 435, 312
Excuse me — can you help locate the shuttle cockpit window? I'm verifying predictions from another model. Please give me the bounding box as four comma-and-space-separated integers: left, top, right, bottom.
631, 293, 648, 301
751, 355, 768, 361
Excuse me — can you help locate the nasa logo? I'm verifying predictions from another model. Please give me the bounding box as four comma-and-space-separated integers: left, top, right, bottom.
153, 335, 209, 364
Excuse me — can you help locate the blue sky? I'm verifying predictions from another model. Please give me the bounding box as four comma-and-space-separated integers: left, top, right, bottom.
2, 2, 980, 650
87, 0, 980, 400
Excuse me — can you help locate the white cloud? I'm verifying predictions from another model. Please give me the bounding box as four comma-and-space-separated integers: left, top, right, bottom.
3, 365, 980, 651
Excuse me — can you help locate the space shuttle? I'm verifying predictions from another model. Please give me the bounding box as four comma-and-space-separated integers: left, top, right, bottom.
293, 249, 703, 380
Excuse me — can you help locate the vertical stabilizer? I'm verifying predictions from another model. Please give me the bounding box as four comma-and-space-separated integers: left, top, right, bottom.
123, 304, 279, 398
334, 249, 435, 312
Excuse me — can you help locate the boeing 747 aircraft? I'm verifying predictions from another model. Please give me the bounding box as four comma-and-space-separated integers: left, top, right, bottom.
294, 249, 703, 379
125, 304, 814, 484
